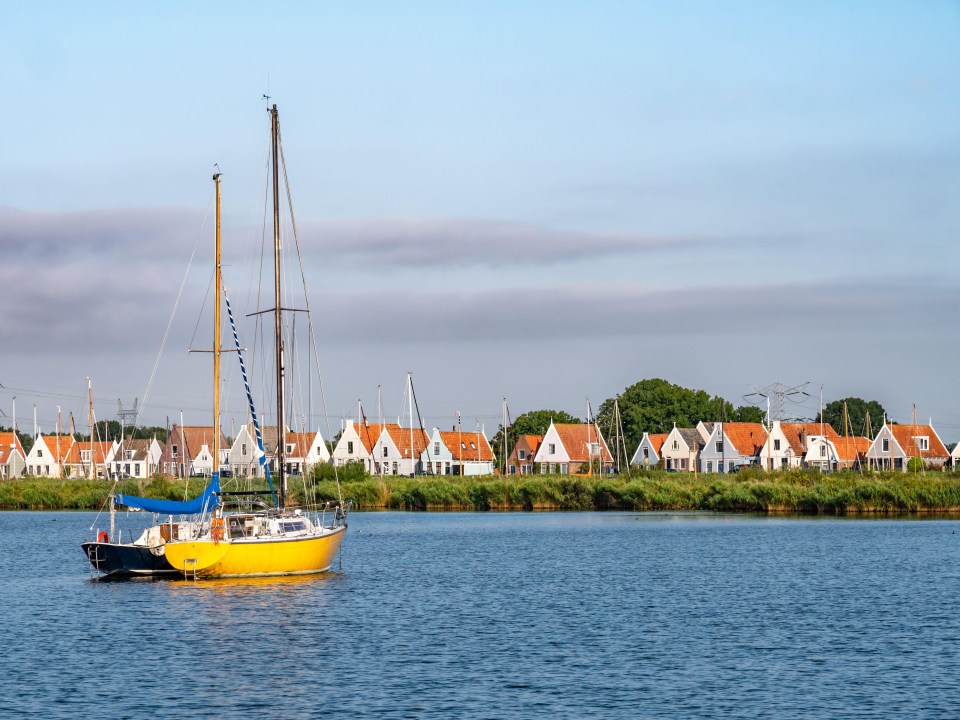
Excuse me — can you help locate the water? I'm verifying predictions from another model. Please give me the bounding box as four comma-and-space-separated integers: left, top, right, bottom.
3, 511, 959, 719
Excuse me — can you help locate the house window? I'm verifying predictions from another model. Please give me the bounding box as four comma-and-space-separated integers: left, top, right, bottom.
434, 442, 440, 455
470, 442, 476, 450
519, 450, 526, 460
242, 443, 248, 455
914, 436, 929, 451
461, 442, 467, 450
38, 449, 43, 457
347, 441, 354, 454
286, 444, 294, 453
588, 442, 599, 455
728, 461, 735, 471
548, 443, 556, 454
383, 446, 388, 458
716, 441, 723, 453
706, 461, 713, 472
643, 448, 650, 459
81, 450, 91, 461
882, 439, 889, 452
672, 440, 678, 450
774, 439, 781, 451
820, 445, 826, 457
172, 445, 178, 458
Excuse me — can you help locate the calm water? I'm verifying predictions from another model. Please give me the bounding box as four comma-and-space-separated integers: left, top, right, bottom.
3, 511, 959, 719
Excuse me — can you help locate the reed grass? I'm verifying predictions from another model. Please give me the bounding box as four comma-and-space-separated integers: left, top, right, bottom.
4, 469, 960, 514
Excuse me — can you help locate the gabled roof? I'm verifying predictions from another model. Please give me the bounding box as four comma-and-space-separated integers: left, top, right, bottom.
440, 430, 494, 462
116, 438, 155, 462
357, 423, 399, 454
553, 423, 613, 463
285, 431, 321, 458
889, 423, 948, 458
384, 426, 430, 459
677, 428, 704, 451
37, 434, 76, 463
647, 433, 668, 454
64, 440, 113, 465
781, 422, 839, 454
171, 426, 228, 459
510, 434, 543, 459
0, 432, 25, 464
718, 422, 767, 456
828, 436, 871, 463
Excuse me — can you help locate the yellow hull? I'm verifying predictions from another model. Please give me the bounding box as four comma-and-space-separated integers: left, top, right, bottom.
163, 526, 346, 578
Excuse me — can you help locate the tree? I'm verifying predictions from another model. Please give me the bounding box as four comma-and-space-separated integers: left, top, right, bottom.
491, 409, 580, 473
595, 378, 767, 456
816, 398, 887, 436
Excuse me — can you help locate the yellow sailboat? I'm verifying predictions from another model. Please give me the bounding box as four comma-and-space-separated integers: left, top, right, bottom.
164, 105, 347, 578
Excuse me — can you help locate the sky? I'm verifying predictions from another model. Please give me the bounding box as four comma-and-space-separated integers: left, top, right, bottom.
2, 1, 959, 443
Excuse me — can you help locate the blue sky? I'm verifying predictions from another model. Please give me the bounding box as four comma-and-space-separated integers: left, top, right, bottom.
2, 1, 959, 441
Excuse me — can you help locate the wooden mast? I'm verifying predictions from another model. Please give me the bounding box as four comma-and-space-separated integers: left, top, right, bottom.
213, 172, 222, 480
271, 104, 286, 508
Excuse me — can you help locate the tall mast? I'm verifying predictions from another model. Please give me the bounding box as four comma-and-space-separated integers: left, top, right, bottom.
213, 172, 222, 480
87, 377, 95, 480
271, 104, 286, 508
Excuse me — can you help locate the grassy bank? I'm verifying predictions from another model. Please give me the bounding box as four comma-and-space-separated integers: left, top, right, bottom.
5, 468, 960, 514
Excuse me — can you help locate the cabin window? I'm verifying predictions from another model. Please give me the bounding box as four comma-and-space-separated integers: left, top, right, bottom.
882, 439, 889, 452
716, 441, 723, 453
914, 436, 929, 451
774, 439, 781, 451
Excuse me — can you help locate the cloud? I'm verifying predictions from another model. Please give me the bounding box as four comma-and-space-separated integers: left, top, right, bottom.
295, 216, 703, 267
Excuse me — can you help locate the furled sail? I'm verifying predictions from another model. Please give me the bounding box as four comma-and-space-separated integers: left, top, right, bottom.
115, 475, 220, 515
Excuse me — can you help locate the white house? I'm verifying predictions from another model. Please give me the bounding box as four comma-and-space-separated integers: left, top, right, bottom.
698, 422, 766, 473
25, 433, 75, 477
373, 426, 430, 476
534, 421, 613, 475
631, 432, 668, 468
804, 435, 870, 471
866, 422, 950, 471
420, 428, 454, 475
110, 437, 162, 479
332, 420, 399, 473
659, 427, 703, 472
283, 431, 331, 476
440, 429, 495, 476
952, 442, 960, 468
0, 432, 26, 478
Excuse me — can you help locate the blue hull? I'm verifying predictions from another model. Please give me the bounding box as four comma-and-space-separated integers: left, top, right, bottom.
81, 541, 178, 577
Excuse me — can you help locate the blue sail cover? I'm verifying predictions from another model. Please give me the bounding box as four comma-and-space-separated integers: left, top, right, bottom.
115, 475, 221, 515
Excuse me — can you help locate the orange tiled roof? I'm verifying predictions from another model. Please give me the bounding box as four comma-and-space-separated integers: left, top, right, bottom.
889, 424, 948, 458
648, 433, 668, 454
719, 422, 767, 456
284, 431, 319, 458
554, 423, 613, 463
440, 430, 494, 462
356, 423, 399, 454
0, 432, 25, 463
781, 422, 839, 454
64, 440, 113, 465
39, 434, 76, 463
384, 426, 430, 458
829, 436, 871, 463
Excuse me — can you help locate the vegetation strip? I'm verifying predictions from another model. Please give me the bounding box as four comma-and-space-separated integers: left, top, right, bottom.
4, 468, 960, 514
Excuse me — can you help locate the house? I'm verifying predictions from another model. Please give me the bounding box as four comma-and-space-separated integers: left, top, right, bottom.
226, 423, 261, 478
952, 443, 960, 469
698, 422, 767, 473
757, 422, 839, 471
63, 440, 117, 479
507, 434, 542, 475
805, 435, 871, 471
110, 437, 163, 479
25, 434, 75, 477
162, 425, 228, 478
420, 428, 454, 475
534, 421, 613, 475
439, 429, 495, 476
373, 426, 430, 476
659, 427, 703, 472
282, 431, 331, 477
631, 432, 668, 468
331, 420, 400, 473
866, 422, 950, 471
0, 432, 26, 478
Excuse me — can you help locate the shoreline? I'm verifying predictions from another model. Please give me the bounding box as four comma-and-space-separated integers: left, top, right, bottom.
3, 469, 960, 515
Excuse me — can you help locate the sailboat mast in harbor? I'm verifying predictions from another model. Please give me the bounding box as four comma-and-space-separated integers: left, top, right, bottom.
271, 105, 287, 508
213, 171, 222, 478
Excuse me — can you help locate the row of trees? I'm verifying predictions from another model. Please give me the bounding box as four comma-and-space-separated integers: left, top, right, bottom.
490, 379, 889, 473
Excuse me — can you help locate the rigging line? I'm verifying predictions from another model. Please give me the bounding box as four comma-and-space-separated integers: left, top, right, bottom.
133, 187, 215, 434
188, 269, 217, 352
277, 130, 344, 507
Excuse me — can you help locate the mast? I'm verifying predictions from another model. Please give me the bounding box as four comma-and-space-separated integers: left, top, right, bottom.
87, 377, 94, 480
407, 372, 415, 475
213, 172, 222, 482
271, 104, 287, 508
